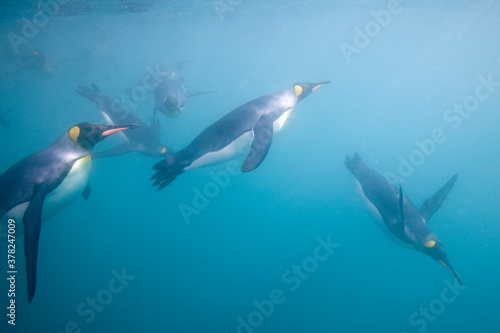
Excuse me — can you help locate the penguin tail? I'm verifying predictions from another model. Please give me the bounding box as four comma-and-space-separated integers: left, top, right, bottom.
344, 153, 362, 174
75, 84, 102, 102
151, 154, 183, 190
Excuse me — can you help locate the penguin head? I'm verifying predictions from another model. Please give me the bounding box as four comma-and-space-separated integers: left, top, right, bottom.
422, 240, 463, 285
68, 123, 139, 151
162, 96, 182, 117
293, 81, 331, 102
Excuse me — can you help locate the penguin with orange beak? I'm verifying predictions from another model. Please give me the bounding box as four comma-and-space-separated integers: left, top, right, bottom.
152, 81, 330, 189
0, 122, 137, 303
76, 84, 172, 158
345, 153, 462, 284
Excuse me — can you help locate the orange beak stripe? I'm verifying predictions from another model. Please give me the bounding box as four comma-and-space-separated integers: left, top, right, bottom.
312, 84, 324, 92
102, 127, 129, 137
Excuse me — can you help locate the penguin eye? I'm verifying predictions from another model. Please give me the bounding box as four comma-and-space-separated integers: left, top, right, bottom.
69, 126, 81, 144
294, 85, 303, 98
424, 240, 436, 248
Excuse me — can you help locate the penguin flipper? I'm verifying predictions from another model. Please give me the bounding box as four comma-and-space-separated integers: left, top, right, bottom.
186, 90, 217, 99
420, 174, 458, 223
23, 185, 47, 303
241, 114, 274, 172
82, 183, 91, 200
92, 143, 135, 159
395, 186, 405, 236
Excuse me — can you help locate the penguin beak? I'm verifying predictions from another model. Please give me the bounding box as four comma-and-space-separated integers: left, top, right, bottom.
437, 259, 463, 285
422, 240, 463, 285
164, 96, 181, 115
311, 81, 331, 91
102, 124, 139, 137
170, 105, 182, 115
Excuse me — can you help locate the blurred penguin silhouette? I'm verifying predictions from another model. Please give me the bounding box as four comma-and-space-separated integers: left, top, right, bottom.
0, 49, 57, 78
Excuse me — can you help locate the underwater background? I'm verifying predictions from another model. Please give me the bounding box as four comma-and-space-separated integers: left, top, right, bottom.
0, 0, 499, 332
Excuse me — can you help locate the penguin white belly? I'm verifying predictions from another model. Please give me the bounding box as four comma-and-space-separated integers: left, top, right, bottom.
43, 154, 92, 219
356, 180, 383, 221
185, 131, 254, 170
273, 108, 292, 132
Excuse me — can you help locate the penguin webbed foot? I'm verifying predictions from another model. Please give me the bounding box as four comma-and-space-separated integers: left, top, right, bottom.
75, 84, 102, 101
151, 156, 183, 190
344, 153, 362, 173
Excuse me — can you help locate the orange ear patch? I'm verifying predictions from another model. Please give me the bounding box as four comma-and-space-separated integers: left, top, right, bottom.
69, 126, 80, 143
424, 240, 436, 248
294, 85, 303, 98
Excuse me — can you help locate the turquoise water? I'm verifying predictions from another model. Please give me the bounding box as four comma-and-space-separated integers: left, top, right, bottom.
1, 0, 499, 332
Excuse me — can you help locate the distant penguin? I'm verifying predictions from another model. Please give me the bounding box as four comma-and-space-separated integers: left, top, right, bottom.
0, 122, 137, 302
152, 81, 330, 189
122, 61, 188, 102
153, 79, 215, 117
0, 49, 56, 78
76, 84, 172, 158
345, 153, 462, 284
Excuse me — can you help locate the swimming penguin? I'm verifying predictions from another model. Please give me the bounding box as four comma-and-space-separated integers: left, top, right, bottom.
152, 81, 330, 189
122, 61, 188, 103
344, 153, 462, 284
76, 84, 172, 158
0, 122, 137, 303
153, 79, 215, 117
0, 49, 57, 78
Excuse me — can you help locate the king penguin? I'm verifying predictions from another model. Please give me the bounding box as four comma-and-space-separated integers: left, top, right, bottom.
152, 81, 330, 189
0, 122, 137, 303
345, 153, 462, 284
153, 79, 215, 117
